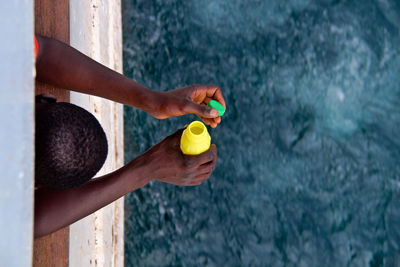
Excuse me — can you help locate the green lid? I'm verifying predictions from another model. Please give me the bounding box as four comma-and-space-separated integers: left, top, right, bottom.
207, 100, 225, 116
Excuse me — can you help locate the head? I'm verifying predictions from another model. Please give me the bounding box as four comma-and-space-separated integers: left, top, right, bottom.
35, 95, 108, 189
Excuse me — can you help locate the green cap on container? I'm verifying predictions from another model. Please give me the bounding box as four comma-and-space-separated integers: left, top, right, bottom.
207, 100, 225, 116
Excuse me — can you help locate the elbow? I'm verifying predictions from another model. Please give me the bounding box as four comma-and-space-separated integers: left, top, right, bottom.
34, 212, 50, 239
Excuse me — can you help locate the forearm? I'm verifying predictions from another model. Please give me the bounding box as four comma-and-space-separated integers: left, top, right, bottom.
34, 157, 150, 238
35, 35, 159, 110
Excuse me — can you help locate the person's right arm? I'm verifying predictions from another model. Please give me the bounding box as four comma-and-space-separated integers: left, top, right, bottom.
34, 129, 217, 238
35, 35, 226, 128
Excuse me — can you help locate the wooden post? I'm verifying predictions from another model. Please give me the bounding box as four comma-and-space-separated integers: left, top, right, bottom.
33, 0, 70, 266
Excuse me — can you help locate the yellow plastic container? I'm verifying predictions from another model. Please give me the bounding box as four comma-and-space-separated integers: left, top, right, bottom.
180, 121, 211, 155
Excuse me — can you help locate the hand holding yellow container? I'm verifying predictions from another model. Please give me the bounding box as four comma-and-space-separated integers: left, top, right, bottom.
180, 100, 225, 155
180, 121, 211, 155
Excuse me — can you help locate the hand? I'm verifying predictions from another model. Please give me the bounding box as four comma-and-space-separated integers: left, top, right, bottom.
149, 84, 226, 128
139, 128, 218, 186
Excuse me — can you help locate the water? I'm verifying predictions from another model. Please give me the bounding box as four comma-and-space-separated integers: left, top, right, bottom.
122, 0, 400, 266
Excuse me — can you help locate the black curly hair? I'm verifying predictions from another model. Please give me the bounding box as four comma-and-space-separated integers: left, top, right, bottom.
35, 101, 108, 189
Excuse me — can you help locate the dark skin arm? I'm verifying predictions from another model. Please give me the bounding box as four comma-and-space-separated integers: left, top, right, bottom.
34, 35, 224, 237
35, 129, 217, 238
35, 35, 226, 127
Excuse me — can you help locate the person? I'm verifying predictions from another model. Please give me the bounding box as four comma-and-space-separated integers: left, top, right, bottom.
33, 35, 226, 238
35, 94, 108, 190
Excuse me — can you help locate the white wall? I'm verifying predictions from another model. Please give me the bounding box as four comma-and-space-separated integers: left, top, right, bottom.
0, 1, 34, 266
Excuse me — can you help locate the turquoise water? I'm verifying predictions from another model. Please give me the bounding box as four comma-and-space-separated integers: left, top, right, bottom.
123, 0, 400, 266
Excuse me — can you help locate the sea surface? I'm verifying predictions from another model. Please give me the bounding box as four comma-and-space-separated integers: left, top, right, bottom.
122, 0, 400, 266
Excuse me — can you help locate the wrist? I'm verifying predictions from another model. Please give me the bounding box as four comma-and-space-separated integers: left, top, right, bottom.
128, 152, 154, 183
139, 90, 170, 119
127, 82, 161, 113
145, 90, 164, 114
117, 154, 152, 193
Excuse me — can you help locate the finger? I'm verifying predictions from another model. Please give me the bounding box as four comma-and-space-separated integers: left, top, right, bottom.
206, 119, 217, 128
203, 97, 213, 105
180, 174, 200, 186
185, 148, 215, 166
186, 181, 203, 186
204, 85, 226, 109
210, 144, 217, 169
185, 145, 217, 185
191, 162, 217, 184
201, 100, 223, 127
215, 117, 221, 124
208, 118, 220, 128
193, 170, 213, 183
194, 172, 212, 181
196, 160, 215, 173
164, 127, 186, 146
200, 117, 214, 126
184, 101, 219, 119
199, 116, 219, 128
203, 144, 217, 168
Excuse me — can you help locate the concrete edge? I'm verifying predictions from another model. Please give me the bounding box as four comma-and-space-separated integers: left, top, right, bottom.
69, 1, 124, 266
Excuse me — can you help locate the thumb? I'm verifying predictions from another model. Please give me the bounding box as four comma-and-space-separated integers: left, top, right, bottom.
184, 101, 219, 118
168, 127, 185, 139
164, 127, 185, 147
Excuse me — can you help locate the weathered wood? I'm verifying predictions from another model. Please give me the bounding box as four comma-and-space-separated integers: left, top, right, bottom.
34, 0, 70, 101
33, 0, 70, 266
33, 227, 70, 267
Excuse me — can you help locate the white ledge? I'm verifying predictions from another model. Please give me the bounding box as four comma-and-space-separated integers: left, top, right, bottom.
69, 1, 124, 266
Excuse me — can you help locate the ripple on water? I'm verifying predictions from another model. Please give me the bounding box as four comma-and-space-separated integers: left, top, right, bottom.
123, 0, 400, 266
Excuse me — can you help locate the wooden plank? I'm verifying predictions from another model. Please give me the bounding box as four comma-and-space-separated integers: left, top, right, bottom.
33, 0, 70, 266
34, 0, 70, 101
33, 227, 70, 267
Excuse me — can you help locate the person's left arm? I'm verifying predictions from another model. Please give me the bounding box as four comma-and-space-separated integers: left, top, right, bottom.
35, 35, 226, 127
34, 128, 217, 237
